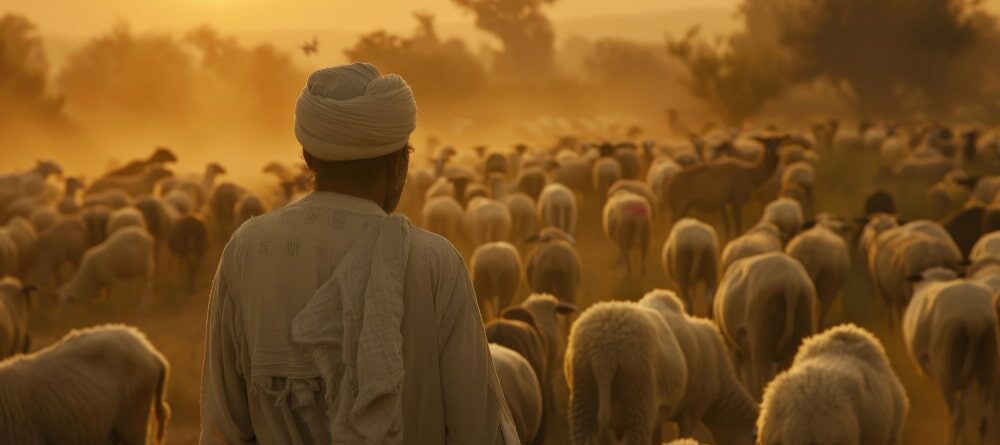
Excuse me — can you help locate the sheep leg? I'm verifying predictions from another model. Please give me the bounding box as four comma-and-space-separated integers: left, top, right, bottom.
946, 390, 962, 445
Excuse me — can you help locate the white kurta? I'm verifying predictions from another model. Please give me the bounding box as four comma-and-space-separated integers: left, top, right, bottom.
200, 192, 512, 444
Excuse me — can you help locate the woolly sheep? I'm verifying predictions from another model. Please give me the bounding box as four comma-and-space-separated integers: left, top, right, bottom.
5, 217, 36, 277
0, 228, 18, 278
107, 206, 148, 235
208, 181, 244, 240
662, 218, 720, 315
592, 157, 623, 202
236, 192, 267, 227
602, 191, 652, 276
639, 290, 758, 444
505, 193, 539, 244
490, 343, 543, 445
516, 167, 548, 201
0, 278, 34, 359
970, 231, 1000, 263
86, 167, 173, 198
786, 224, 850, 327
135, 196, 178, 258
80, 205, 112, 246
421, 195, 464, 242
904, 268, 997, 445
163, 189, 196, 216
760, 197, 804, 241
470, 242, 523, 320
537, 183, 578, 236
464, 197, 513, 246
168, 215, 209, 292
59, 226, 155, 305
719, 222, 784, 274
565, 300, 688, 444
714, 252, 817, 400
857, 212, 899, 264
0, 324, 170, 444
525, 228, 582, 304
506, 293, 577, 413
31, 217, 89, 294
28, 206, 58, 233
757, 324, 909, 445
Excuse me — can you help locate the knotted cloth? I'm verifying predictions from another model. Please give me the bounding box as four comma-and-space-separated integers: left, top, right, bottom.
294, 63, 417, 161
291, 215, 411, 444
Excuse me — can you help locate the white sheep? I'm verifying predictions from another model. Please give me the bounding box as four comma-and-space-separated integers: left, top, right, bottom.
662, 218, 720, 315
602, 191, 652, 277
757, 324, 909, 445
760, 197, 804, 242
525, 228, 582, 305
786, 224, 850, 327
565, 300, 688, 444
714, 252, 817, 400
505, 293, 577, 409
0, 324, 170, 444
107, 206, 148, 235
592, 157, 623, 201
59, 226, 155, 305
420, 195, 464, 242
639, 290, 758, 444
490, 343, 543, 445
537, 183, 578, 236
857, 212, 899, 267
464, 197, 513, 246
0, 277, 34, 359
505, 193, 539, 244
903, 268, 997, 445
470, 242, 523, 320
970, 230, 1000, 263
719, 222, 784, 274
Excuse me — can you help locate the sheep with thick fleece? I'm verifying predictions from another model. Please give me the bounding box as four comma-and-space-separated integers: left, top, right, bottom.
757, 324, 909, 445
639, 290, 758, 445
525, 228, 582, 305
714, 252, 817, 400
4, 217, 36, 278
235, 192, 267, 227
603, 191, 653, 277
786, 224, 850, 327
970, 230, 1000, 263
663, 218, 720, 315
537, 183, 578, 236
421, 195, 464, 242
135, 196, 178, 259
0, 324, 170, 444
471, 242, 523, 320
760, 197, 804, 241
857, 212, 899, 268
0, 278, 34, 359
465, 197, 513, 246
903, 268, 997, 445
867, 221, 962, 328
592, 157, 622, 201
0, 228, 19, 278
720, 222, 784, 275
490, 343, 543, 445
565, 300, 688, 444
506, 293, 577, 405
505, 193, 539, 244
107, 206, 148, 235
59, 226, 155, 305
86, 167, 173, 198
31, 217, 89, 294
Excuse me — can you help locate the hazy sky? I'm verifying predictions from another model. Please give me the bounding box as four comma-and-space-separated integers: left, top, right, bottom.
8, 0, 740, 36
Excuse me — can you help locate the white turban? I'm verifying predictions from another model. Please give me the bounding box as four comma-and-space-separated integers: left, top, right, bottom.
294, 63, 417, 161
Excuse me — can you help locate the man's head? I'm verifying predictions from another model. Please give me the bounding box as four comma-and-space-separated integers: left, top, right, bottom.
294, 62, 417, 212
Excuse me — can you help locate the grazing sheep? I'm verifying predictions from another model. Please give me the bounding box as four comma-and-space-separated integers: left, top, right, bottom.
603, 191, 652, 277
135, 196, 178, 259
59, 226, 155, 305
159, 162, 226, 210
80, 205, 112, 246
867, 221, 963, 328
107, 207, 148, 235
0, 278, 34, 359
86, 167, 173, 198
786, 224, 851, 327
167, 215, 209, 292
757, 324, 909, 445
537, 183, 578, 236
490, 343, 543, 445
592, 158, 623, 202
235, 192, 267, 227
663, 218, 720, 315
904, 268, 997, 444
761, 197, 804, 242
525, 228, 582, 305
31, 217, 89, 293
639, 290, 758, 444
719, 222, 784, 274
714, 252, 817, 400
470, 242, 523, 320
421, 195, 464, 242
505, 193, 539, 244
565, 300, 688, 445
0, 324, 170, 444
464, 197, 513, 246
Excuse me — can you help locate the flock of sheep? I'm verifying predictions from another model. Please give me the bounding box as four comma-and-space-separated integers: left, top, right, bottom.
0, 119, 999, 444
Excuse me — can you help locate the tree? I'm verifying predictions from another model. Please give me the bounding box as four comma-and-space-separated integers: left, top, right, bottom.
743, 0, 992, 118
0, 14, 60, 119
451, 0, 557, 80
668, 28, 787, 126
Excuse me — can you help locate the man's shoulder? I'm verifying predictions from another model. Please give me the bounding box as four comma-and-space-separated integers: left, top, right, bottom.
407, 224, 466, 269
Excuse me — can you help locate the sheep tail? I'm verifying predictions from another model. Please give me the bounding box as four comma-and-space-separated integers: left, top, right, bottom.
153, 358, 171, 444
594, 357, 617, 435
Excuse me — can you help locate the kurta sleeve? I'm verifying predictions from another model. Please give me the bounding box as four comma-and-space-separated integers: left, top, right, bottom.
200, 249, 255, 445
436, 246, 519, 445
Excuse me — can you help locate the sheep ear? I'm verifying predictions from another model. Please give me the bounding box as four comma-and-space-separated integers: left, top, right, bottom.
555, 302, 577, 315
905, 273, 924, 283
502, 307, 537, 329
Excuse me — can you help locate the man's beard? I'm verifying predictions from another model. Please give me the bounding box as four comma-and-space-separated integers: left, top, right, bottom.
382, 148, 410, 213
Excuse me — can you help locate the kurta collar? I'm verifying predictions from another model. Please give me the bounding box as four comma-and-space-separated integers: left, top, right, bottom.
298, 191, 388, 217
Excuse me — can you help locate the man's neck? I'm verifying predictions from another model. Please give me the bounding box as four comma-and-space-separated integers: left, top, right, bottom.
314, 179, 386, 209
